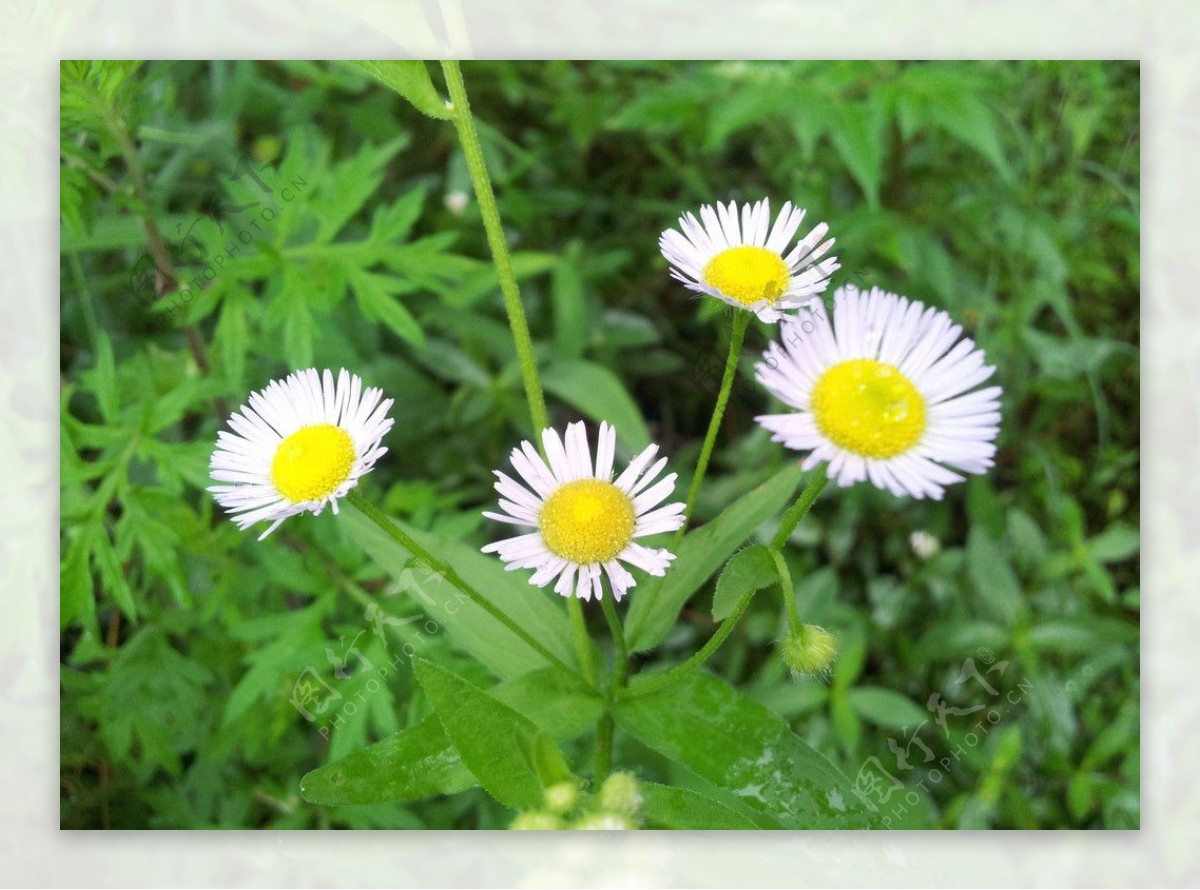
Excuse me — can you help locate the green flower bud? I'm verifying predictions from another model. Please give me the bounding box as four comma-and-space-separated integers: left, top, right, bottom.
597, 771, 642, 816
510, 811, 563, 830
572, 812, 637, 830
542, 780, 581, 814
781, 624, 838, 677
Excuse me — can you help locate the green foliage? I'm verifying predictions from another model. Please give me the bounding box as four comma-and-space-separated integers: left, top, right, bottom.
60, 60, 1138, 829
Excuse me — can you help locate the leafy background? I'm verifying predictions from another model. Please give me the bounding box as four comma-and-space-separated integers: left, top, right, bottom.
60, 60, 1139, 829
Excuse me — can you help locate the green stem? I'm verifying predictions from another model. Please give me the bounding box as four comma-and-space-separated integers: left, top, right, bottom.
569, 597, 598, 686
440, 62, 602, 692
676, 311, 750, 541
346, 490, 579, 680
595, 712, 614, 780
769, 465, 829, 550
441, 59, 549, 436
595, 594, 630, 781
769, 547, 802, 637
600, 595, 629, 691
770, 466, 828, 634
621, 590, 754, 701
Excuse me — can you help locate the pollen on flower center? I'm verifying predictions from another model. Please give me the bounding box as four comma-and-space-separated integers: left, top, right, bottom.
810, 359, 926, 459
270, 423, 356, 503
539, 479, 636, 564
702, 246, 789, 306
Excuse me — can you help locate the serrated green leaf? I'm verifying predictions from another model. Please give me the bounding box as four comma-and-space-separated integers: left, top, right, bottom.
542, 360, 650, 452
92, 331, 119, 423
93, 532, 137, 621
639, 782, 757, 829
299, 714, 475, 805
349, 268, 426, 347
829, 100, 885, 207
414, 658, 543, 810
347, 60, 451, 120
625, 463, 804, 652
617, 672, 880, 828
711, 545, 778, 621
847, 686, 928, 730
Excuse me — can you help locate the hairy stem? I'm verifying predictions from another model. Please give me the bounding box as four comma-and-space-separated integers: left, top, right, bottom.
441, 60, 549, 436
676, 311, 751, 541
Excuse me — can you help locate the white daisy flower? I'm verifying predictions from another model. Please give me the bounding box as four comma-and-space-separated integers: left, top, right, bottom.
209, 368, 394, 540
755, 285, 1002, 499
481, 421, 685, 602
659, 198, 839, 323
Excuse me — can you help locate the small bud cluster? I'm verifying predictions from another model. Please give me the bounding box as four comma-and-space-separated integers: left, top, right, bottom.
508, 772, 642, 830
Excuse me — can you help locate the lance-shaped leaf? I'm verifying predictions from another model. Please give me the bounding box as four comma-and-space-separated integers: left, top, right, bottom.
299, 714, 475, 806
616, 672, 883, 829
415, 658, 568, 811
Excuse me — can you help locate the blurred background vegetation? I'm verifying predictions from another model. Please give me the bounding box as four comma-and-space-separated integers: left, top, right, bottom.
60, 60, 1139, 829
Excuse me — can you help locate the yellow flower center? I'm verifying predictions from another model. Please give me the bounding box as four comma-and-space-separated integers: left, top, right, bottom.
539, 479, 636, 564
270, 424, 356, 502
810, 359, 926, 459
702, 246, 789, 307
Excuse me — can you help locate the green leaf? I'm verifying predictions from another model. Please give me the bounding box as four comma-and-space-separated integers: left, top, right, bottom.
639, 782, 757, 829
617, 672, 880, 828
914, 619, 1009, 661
339, 509, 576, 679
491, 667, 604, 739
93, 532, 137, 621
829, 99, 885, 207
346, 60, 451, 120
91, 330, 119, 423
847, 686, 928, 730
348, 268, 426, 347
966, 527, 1027, 626
299, 714, 475, 806
1087, 523, 1140, 564
414, 658, 544, 810
625, 463, 804, 652
711, 545, 778, 621
550, 243, 587, 361
542, 360, 650, 452
1027, 617, 1138, 654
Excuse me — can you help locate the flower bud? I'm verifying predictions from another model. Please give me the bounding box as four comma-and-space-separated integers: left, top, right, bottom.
781, 624, 838, 677
572, 812, 637, 830
510, 811, 563, 830
542, 780, 581, 814
597, 771, 642, 816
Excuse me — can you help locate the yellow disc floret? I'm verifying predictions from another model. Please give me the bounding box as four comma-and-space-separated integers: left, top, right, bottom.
810, 359, 926, 459
539, 479, 636, 564
702, 246, 789, 307
271, 423, 356, 502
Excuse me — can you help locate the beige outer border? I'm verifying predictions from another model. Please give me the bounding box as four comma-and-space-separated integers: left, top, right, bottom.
18, 0, 1179, 885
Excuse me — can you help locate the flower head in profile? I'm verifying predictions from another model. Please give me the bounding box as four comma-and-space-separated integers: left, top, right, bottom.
755, 285, 1002, 499
209, 368, 394, 539
481, 422, 685, 602
659, 198, 838, 323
